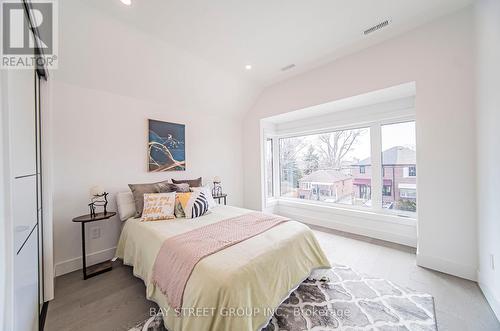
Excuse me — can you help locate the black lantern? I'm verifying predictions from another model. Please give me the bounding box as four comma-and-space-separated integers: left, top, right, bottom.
212, 176, 223, 197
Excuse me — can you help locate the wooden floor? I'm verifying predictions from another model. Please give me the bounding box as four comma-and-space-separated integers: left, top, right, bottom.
45, 226, 500, 331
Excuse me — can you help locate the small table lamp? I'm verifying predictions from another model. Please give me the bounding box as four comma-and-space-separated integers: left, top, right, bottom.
90, 185, 105, 197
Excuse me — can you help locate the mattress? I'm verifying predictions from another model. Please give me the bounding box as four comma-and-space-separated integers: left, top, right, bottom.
115, 205, 330, 331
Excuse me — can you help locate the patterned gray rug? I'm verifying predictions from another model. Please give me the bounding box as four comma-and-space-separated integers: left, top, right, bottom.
128, 265, 437, 331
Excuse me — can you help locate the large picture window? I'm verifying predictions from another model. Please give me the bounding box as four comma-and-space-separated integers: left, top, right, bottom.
266, 119, 417, 216
279, 127, 371, 207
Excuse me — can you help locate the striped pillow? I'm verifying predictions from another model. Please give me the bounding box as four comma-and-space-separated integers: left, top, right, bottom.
179, 191, 210, 218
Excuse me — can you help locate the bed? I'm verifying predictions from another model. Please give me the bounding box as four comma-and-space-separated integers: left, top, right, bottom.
115, 204, 330, 331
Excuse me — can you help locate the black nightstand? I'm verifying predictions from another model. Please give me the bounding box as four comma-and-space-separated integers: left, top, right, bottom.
72, 211, 116, 280
212, 194, 227, 205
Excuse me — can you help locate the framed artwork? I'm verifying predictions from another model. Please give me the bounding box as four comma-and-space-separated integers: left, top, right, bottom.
148, 119, 186, 171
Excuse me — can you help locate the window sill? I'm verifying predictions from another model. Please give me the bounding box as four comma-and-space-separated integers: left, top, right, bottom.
264, 197, 278, 208
275, 198, 417, 226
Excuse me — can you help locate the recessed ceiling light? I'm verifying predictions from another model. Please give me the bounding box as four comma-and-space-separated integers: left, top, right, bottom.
245, 64, 252, 70
120, 0, 132, 6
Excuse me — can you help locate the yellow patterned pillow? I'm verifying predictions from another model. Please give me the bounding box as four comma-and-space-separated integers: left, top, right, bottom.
141, 192, 176, 222
176, 192, 192, 212
177, 191, 210, 218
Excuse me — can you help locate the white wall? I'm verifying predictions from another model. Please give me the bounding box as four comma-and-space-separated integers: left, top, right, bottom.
243, 7, 477, 280
476, 0, 500, 320
51, 0, 259, 275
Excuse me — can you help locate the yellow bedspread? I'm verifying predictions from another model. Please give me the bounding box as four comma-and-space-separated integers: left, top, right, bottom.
115, 205, 330, 331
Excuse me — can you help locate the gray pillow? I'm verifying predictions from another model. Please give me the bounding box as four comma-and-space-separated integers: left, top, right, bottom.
171, 177, 202, 187
128, 180, 175, 217
173, 183, 190, 193
157, 182, 177, 193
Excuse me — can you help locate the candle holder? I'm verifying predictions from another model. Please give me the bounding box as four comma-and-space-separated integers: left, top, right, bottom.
212, 176, 223, 197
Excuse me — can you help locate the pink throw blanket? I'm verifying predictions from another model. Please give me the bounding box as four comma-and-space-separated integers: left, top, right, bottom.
151, 212, 289, 310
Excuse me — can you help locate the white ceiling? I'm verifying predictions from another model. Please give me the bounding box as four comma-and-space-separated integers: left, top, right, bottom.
85, 0, 474, 87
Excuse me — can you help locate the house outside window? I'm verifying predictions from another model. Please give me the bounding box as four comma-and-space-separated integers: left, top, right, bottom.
279, 127, 371, 207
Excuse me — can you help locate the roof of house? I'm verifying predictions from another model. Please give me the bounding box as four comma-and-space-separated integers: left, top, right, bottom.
358, 146, 416, 165
299, 169, 351, 184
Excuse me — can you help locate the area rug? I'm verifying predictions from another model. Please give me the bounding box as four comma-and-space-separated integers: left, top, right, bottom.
128, 264, 437, 331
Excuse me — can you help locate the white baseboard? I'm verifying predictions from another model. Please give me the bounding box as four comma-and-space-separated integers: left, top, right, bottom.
478, 271, 500, 322
54, 246, 116, 277
416, 252, 477, 281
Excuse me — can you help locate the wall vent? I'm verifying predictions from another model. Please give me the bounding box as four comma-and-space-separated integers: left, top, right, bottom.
364, 20, 390, 35
281, 64, 296, 71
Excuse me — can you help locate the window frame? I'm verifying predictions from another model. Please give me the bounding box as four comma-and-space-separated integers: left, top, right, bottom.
264, 116, 417, 219
264, 138, 274, 198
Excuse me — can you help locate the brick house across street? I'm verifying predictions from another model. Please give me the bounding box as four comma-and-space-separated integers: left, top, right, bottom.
297, 146, 416, 211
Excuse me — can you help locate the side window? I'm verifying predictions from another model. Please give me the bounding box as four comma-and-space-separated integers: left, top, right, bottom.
265, 138, 273, 198
381, 121, 417, 213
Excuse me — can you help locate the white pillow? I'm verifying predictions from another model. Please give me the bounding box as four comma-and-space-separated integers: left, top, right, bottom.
116, 191, 137, 221
190, 186, 216, 209
141, 192, 176, 222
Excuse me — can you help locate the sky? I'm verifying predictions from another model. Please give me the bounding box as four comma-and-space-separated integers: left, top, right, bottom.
342, 121, 416, 161
382, 121, 416, 151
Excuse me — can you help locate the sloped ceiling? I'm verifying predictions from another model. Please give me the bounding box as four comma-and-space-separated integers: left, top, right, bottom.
84, 0, 474, 87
